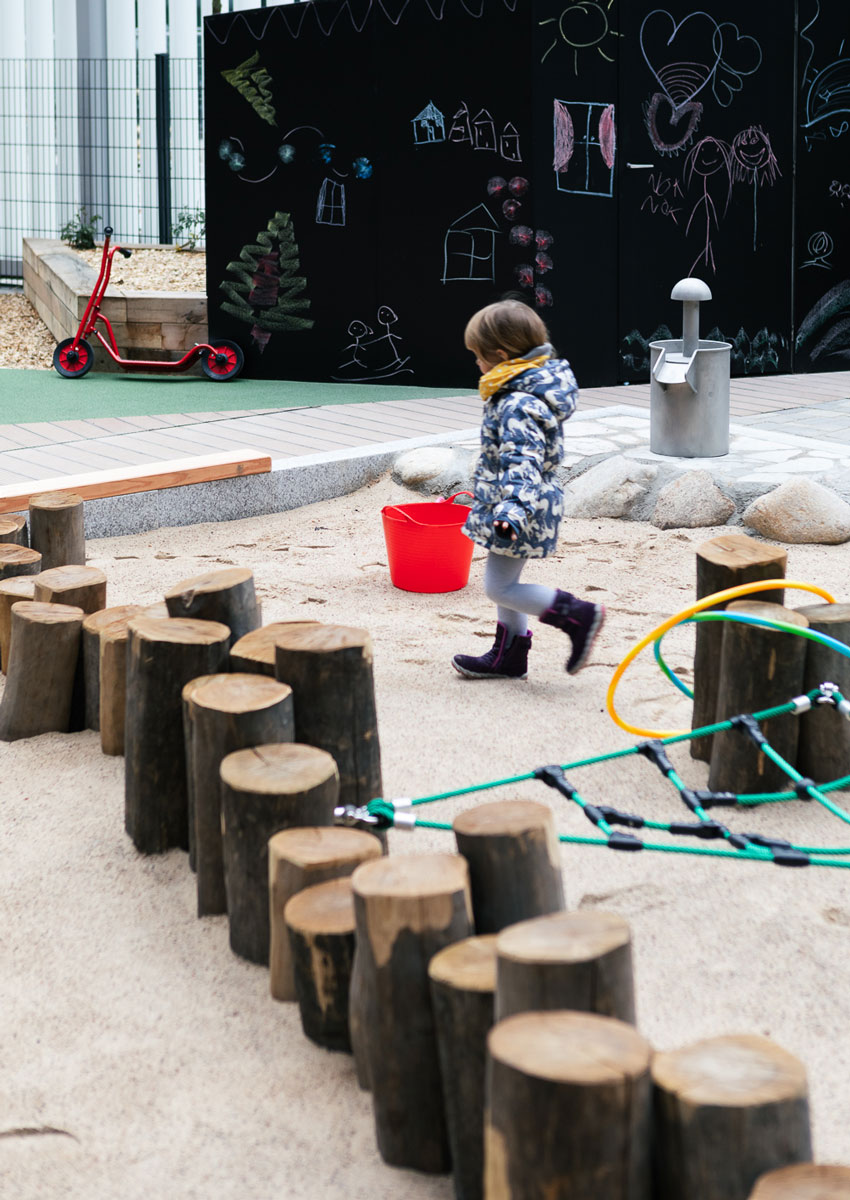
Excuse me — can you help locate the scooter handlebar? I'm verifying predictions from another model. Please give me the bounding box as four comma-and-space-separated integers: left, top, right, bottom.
118, 248, 132, 258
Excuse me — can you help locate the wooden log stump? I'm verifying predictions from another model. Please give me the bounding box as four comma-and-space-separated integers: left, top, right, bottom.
794, 603, 850, 783
34, 564, 107, 614
274, 623, 382, 810
183, 673, 294, 914
0, 577, 37, 672
269, 825, 381, 1002
0, 515, 28, 546
486, 1011, 652, 1200
429, 935, 498, 1200
124, 616, 231, 854
652, 1034, 811, 1200
220, 743, 339, 965
350, 853, 473, 1173
0, 544, 41, 581
453, 800, 565, 933
28, 491, 85, 570
692, 535, 787, 760
285, 876, 357, 1051
495, 910, 635, 1025
229, 621, 319, 677
165, 567, 261, 647
748, 1163, 850, 1199
0, 601, 84, 741
82, 606, 143, 731
99, 605, 171, 756
709, 602, 809, 795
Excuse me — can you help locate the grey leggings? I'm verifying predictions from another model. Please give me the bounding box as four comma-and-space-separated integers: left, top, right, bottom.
484, 552, 558, 639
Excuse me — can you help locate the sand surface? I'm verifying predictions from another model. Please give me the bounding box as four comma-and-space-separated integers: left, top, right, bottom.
2, 474, 850, 1197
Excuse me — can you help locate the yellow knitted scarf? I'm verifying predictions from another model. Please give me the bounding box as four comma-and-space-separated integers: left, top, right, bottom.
478, 354, 550, 401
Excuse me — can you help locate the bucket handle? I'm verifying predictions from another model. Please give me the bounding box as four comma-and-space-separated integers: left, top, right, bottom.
384, 491, 474, 527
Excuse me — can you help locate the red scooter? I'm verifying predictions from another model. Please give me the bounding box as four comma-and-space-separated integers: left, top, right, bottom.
52, 225, 244, 381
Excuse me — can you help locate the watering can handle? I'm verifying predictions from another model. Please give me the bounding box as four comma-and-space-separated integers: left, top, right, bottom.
384, 491, 474, 527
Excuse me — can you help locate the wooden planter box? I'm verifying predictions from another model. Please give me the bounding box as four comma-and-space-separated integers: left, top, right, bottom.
23, 238, 208, 366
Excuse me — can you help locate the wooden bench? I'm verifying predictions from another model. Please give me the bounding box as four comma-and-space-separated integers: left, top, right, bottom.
0, 450, 271, 515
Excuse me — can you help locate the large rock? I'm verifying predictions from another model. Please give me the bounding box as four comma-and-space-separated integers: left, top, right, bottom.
392, 446, 473, 495
562, 455, 658, 519
743, 477, 850, 544
652, 470, 736, 529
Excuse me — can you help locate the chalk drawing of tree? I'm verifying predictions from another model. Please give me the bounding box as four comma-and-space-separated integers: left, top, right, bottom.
220, 211, 313, 352
221, 51, 276, 126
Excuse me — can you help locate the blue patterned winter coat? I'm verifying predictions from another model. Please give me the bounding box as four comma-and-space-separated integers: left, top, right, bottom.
463, 357, 578, 558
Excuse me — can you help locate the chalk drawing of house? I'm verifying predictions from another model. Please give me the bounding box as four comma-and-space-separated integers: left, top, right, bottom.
472, 109, 497, 151
412, 101, 445, 145
442, 203, 501, 283
449, 102, 472, 144
500, 122, 522, 162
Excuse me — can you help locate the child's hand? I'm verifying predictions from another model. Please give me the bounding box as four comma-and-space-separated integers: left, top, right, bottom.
493, 519, 518, 543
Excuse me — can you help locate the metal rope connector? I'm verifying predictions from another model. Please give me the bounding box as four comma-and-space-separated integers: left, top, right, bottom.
817, 682, 840, 705
334, 804, 390, 831
790, 694, 812, 714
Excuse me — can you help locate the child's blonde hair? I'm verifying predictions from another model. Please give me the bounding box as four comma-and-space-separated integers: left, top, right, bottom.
465, 300, 550, 362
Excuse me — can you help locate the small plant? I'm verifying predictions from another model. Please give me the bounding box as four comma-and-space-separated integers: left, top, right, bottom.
174, 207, 206, 252
59, 207, 101, 250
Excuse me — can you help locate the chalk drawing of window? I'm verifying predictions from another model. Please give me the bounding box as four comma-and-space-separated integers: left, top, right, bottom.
473, 109, 497, 151
316, 177, 346, 225
500, 122, 522, 162
553, 99, 616, 198
412, 101, 445, 144
442, 204, 501, 283
449, 102, 472, 144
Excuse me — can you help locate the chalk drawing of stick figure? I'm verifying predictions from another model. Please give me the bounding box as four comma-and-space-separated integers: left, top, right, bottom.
684, 135, 733, 276
731, 125, 780, 252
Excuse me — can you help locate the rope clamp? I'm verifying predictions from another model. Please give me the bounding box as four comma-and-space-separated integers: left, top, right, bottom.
793, 778, 817, 800
817, 682, 840, 704
393, 810, 417, 831
334, 804, 388, 830
729, 713, 767, 747
791, 694, 812, 714
534, 764, 578, 800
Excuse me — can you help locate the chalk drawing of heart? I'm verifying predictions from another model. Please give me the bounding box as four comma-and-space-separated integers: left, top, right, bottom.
640, 9, 722, 110
646, 91, 702, 154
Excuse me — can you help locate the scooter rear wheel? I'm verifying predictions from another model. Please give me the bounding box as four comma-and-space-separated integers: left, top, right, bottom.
53, 337, 94, 378
201, 339, 244, 381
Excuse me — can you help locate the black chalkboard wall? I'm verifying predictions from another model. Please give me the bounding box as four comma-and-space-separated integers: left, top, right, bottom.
203, 1, 850, 388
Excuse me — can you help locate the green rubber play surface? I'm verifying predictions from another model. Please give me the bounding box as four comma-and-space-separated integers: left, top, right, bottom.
0, 368, 474, 424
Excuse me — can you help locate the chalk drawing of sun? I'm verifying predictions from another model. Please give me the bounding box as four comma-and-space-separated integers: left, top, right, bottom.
539, 0, 621, 73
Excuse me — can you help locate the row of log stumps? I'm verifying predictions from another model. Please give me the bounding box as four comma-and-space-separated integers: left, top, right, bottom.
0, 493, 94, 739
691, 534, 850, 793
0, 496, 840, 1196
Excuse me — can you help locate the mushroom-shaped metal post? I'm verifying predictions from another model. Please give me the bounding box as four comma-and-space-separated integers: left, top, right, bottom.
671, 277, 712, 358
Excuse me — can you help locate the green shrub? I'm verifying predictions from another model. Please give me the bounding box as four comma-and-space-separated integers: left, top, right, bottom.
174, 207, 206, 251
59, 207, 101, 250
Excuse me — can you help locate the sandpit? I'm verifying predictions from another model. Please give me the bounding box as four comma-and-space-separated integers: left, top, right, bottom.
2, 473, 850, 1198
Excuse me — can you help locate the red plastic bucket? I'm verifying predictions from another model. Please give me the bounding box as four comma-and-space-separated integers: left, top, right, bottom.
381, 491, 475, 593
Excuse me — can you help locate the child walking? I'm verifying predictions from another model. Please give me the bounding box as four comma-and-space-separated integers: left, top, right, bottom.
452, 299, 605, 680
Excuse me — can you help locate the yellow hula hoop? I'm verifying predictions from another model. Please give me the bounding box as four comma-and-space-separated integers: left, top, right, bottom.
606, 579, 836, 738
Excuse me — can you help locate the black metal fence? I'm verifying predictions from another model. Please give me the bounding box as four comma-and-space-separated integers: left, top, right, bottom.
0, 56, 204, 285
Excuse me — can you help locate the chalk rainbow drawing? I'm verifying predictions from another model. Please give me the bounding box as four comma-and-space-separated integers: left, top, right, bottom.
640, 10, 762, 155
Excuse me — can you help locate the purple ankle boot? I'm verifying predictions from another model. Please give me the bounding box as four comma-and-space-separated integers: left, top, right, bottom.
540, 590, 605, 674
452, 622, 532, 679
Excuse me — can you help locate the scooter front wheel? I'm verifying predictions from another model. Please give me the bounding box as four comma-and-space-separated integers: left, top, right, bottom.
53, 337, 94, 378
201, 339, 244, 381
